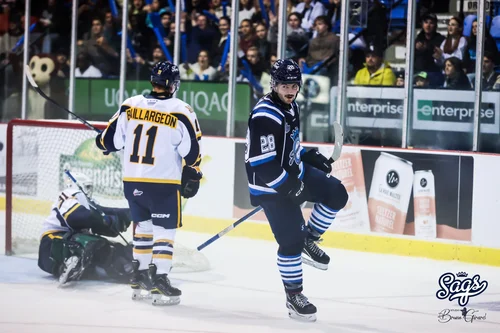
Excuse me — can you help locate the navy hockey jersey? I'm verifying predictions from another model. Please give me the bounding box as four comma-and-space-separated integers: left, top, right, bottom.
244, 94, 306, 200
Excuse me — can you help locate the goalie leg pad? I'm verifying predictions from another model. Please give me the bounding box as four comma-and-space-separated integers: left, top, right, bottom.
93, 242, 135, 282
42, 232, 108, 279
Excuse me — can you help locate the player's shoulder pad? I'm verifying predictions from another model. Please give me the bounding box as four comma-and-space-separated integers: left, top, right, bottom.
250, 95, 285, 125
169, 98, 196, 116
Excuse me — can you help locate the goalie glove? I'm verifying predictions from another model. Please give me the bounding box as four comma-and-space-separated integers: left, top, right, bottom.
301, 148, 333, 174
181, 165, 202, 199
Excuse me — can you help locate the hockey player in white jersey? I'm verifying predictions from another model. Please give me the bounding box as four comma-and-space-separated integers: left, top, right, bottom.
38, 172, 133, 286
95, 61, 203, 306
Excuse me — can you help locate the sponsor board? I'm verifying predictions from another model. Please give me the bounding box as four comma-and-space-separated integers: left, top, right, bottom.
233, 144, 474, 241
329, 87, 500, 134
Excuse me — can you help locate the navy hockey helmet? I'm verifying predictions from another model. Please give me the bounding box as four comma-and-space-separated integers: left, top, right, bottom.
150, 61, 180, 94
270, 58, 302, 90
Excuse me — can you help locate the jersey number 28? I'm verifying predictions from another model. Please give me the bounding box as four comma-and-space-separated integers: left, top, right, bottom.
130, 124, 157, 164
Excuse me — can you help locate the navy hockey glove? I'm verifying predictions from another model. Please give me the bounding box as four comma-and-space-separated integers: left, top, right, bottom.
95, 134, 111, 155
301, 148, 333, 174
181, 166, 203, 199
286, 180, 309, 206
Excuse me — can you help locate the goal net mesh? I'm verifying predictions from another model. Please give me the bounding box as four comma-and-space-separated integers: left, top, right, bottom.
7, 120, 210, 273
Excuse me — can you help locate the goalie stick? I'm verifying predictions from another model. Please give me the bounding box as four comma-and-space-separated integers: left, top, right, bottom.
64, 169, 129, 245
24, 64, 102, 134
197, 122, 344, 251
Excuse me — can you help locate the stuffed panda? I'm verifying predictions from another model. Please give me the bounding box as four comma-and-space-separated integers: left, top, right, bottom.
27, 54, 66, 119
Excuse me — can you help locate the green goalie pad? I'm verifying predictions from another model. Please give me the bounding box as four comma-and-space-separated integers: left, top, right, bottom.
50, 233, 109, 275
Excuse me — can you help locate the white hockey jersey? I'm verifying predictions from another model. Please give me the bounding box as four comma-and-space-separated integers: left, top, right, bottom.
40, 188, 91, 239
98, 94, 202, 184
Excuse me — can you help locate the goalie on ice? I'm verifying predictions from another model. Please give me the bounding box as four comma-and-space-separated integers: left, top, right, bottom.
38, 172, 134, 286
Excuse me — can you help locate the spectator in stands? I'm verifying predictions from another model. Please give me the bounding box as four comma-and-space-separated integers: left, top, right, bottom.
78, 17, 119, 76
188, 13, 218, 63
326, 0, 341, 32
443, 57, 471, 90
180, 49, 217, 81
75, 51, 102, 78
414, 72, 430, 87
414, 13, 445, 78
395, 72, 404, 87
209, 0, 230, 19
254, 23, 271, 62
463, 18, 499, 74
244, 46, 266, 81
39, 0, 70, 53
159, 9, 172, 37
55, 48, 70, 79
239, 19, 255, 55
353, 44, 396, 86
434, 16, 467, 66
268, 12, 306, 60
472, 52, 499, 91
211, 16, 229, 67
298, 15, 339, 77
293, 0, 327, 36
239, 0, 255, 24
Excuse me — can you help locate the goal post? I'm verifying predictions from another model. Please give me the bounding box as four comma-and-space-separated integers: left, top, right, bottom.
5, 119, 209, 272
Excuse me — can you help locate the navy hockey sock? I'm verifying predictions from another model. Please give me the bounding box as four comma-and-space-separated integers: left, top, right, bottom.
277, 253, 303, 293
308, 203, 338, 238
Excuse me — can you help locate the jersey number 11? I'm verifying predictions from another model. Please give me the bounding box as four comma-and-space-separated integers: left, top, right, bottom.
130, 124, 158, 165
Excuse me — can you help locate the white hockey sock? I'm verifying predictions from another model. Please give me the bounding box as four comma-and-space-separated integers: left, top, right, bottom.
133, 220, 153, 270
308, 203, 338, 235
152, 225, 177, 275
277, 253, 303, 292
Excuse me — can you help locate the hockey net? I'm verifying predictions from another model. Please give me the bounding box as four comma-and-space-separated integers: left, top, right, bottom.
5, 119, 210, 273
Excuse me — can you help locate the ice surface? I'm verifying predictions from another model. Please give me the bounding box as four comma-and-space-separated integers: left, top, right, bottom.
1, 231, 500, 333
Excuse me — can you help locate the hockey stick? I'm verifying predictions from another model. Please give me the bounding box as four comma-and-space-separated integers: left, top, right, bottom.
64, 169, 129, 245
24, 64, 102, 134
196, 122, 344, 251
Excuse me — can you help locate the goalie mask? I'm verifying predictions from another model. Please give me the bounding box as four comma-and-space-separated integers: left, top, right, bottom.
65, 172, 93, 198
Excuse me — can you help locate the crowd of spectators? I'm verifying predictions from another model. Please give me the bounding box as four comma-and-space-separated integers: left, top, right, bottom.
2, 0, 500, 110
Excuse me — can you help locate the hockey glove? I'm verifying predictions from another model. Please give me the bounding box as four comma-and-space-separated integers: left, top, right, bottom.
301, 148, 333, 174
181, 165, 203, 199
286, 180, 309, 206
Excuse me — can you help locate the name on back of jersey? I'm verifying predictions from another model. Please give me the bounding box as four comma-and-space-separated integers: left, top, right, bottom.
126, 107, 178, 128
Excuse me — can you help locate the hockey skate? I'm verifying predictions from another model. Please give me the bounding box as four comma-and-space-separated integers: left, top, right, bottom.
58, 256, 84, 287
286, 292, 317, 322
148, 263, 181, 306
302, 228, 330, 270
131, 260, 153, 300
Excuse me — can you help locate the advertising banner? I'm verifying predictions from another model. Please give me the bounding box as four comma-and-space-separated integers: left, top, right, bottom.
232, 144, 474, 242
329, 86, 500, 134
74, 79, 252, 121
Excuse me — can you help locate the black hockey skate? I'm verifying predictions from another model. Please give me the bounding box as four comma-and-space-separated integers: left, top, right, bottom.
58, 256, 84, 287
131, 260, 153, 300
149, 263, 181, 306
286, 292, 317, 322
302, 227, 330, 270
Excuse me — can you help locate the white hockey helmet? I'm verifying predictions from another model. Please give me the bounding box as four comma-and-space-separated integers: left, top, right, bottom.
65, 171, 93, 198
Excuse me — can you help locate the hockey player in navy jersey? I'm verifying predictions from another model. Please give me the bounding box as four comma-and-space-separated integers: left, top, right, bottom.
95, 61, 203, 305
245, 59, 348, 321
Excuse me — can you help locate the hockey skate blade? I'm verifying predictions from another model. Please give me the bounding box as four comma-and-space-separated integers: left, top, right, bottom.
301, 255, 328, 271
58, 256, 80, 287
131, 289, 152, 301
287, 308, 317, 322
151, 293, 180, 306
